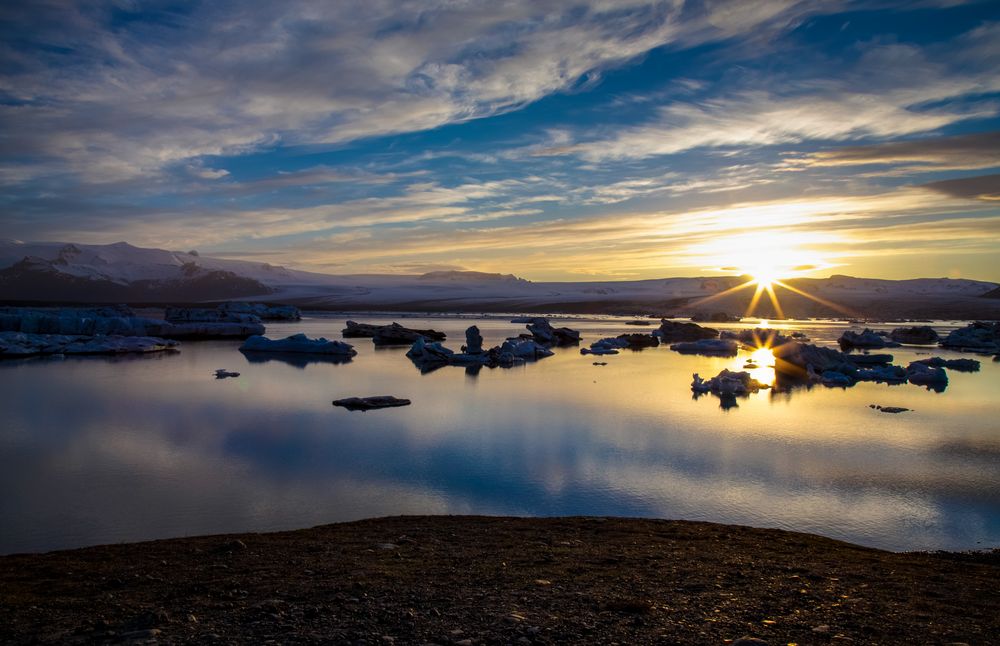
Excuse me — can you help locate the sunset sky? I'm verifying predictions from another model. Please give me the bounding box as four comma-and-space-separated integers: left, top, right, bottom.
2, 1, 998, 280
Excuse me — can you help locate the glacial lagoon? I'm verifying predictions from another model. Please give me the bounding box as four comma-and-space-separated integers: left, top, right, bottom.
1, 315, 998, 554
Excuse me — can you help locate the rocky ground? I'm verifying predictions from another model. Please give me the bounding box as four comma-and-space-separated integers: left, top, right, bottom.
1, 516, 997, 645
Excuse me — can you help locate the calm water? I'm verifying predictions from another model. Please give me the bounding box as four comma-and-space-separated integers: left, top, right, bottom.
1, 315, 998, 554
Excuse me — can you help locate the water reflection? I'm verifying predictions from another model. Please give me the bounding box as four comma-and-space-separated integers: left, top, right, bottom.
738, 347, 777, 387
0, 316, 997, 554
240, 350, 353, 368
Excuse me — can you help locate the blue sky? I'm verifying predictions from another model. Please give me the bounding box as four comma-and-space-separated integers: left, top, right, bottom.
1, 0, 998, 280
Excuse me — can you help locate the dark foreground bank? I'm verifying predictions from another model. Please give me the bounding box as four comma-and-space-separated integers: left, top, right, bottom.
1, 516, 997, 645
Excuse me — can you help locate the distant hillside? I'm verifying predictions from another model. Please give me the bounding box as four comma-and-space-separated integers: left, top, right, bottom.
1, 240, 998, 318
418, 270, 528, 283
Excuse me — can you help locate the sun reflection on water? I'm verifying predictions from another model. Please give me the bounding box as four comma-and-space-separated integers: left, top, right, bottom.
734, 346, 776, 387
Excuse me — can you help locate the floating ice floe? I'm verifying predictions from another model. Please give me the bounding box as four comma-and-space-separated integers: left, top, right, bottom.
524, 317, 580, 345
905, 361, 948, 390
838, 328, 900, 351
0, 306, 264, 339
913, 357, 980, 372
939, 322, 1000, 353
581, 337, 628, 355
869, 404, 910, 414
855, 365, 908, 384
218, 302, 300, 321
342, 321, 446, 344
889, 325, 938, 345
406, 327, 553, 371
333, 396, 411, 411
691, 369, 770, 395
615, 333, 659, 349
0, 331, 179, 357
669, 338, 739, 357
240, 333, 357, 356
655, 320, 719, 342
847, 353, 894, 366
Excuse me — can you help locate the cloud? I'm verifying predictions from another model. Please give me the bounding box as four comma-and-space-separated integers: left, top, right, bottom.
564, 89, 996, 162
541, 26, 1000, 162
922, 174, 1000, 201
175, 186, 997, 278
786, 131, 1000, 172
2, 1, 927, 185
185, 163, 230, 180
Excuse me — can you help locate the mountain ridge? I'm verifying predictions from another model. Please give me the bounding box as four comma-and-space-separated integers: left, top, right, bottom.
1, 240, 998, 319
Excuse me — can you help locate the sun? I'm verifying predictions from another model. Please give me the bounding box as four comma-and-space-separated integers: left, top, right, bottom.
682, 231, 855, 319
745, 265, 781, 289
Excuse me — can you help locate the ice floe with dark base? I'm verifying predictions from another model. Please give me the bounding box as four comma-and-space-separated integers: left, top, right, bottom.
889, 326, 938, 345
655, 320, 719, 342
939, 322, 1000, 353
342, 321, 446, 344
0, 306, 264, 339
0, 331, 179, 357
525, 318, 580, 345
838, 328, 900, 351
670, 338, 738, 357
407, 327, 553, 371
691, 369, 770, 395
333, 396, 411, 411
240, 333, 357, 356
913, 357, 980, 372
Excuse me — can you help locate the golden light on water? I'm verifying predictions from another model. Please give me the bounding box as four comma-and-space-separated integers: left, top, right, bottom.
732, 346, 777, 386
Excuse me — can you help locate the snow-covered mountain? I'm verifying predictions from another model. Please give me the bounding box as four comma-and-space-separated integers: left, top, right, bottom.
0, 240, 294, 302
1, 240, 998, 319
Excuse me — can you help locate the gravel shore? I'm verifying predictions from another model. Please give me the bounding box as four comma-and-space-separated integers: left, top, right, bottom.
1, 516, 997, 644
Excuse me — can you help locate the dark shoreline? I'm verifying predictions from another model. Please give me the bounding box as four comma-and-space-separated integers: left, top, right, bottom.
2, 516, 997, 644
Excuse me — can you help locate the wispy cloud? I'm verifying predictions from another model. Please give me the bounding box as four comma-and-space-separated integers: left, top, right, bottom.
923, 173, 1000, 201
785, 131, 1000, 172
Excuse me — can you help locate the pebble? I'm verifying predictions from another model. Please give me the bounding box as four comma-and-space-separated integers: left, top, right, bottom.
732, 638, 768, 646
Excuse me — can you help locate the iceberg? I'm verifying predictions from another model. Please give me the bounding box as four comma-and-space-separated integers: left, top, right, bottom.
407, 327, 553, 371
240, 333, 357, 356
940, 322, 1000, 353
0, 331, 179, 357
581, 337, 629, 355
524, 317, 580, 345
912, 357, 980, 372
669, 338, 739, 357
342, 321, 446, 343
615, 333, 659, 349
218, 302, 301, 321
889, 326, 938, 345
855, 365, 907, 384
906, 361, 948, 391
655, 320, 719, 342
691, 369, 770, 395
333, 396, 411, 411
838, 329, 900, 350
0, 306, 264, 339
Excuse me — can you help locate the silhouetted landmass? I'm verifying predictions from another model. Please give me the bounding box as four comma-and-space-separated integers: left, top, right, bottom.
0, 258, 271, 302
0, 517, 996, 644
